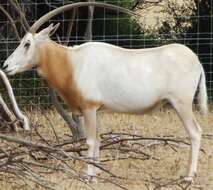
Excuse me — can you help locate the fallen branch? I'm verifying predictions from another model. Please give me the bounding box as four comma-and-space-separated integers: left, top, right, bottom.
0, 127, 207, 189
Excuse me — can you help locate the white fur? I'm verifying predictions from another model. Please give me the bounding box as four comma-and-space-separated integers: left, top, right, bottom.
3, 25, 208, 181
70, 42, 206, 112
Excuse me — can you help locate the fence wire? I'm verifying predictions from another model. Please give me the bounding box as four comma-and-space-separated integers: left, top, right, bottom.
0, 0, 212, 107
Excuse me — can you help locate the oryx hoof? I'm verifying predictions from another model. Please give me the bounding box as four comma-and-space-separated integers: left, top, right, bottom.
85, 174, 97, 183
182, 174, 196, 184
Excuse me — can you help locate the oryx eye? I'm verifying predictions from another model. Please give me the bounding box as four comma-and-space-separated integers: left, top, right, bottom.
24, 42, 30, 49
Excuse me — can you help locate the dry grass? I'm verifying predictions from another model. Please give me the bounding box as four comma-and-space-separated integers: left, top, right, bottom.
0, 108, 212, 190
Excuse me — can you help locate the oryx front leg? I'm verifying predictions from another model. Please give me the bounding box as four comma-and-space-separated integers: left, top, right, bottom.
83, 108, 99, 177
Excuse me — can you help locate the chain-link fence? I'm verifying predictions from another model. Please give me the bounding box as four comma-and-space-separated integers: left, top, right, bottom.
0, 0, 212, 107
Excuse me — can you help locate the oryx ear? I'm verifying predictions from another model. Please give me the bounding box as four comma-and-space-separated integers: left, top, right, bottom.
38, 23, 60, 37
49, 23, 60, 36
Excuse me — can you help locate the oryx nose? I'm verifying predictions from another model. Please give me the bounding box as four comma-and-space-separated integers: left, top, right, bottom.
2, 64, 8, 70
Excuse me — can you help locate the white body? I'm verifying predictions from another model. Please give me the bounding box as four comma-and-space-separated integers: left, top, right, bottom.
3, 25, 208, 182
70, 42, 203, 113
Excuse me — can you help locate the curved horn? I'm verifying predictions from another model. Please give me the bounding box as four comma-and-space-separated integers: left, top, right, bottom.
30, 2, 137, 33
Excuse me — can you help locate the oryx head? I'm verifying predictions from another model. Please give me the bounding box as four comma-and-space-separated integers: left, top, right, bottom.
2, 2, 136, 75
3, 24, 59, 75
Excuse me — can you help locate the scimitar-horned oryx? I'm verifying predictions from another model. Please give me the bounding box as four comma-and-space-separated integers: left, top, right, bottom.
2, 2, 208, 182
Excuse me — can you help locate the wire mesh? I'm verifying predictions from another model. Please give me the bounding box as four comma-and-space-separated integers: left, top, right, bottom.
0, 0, 212, 107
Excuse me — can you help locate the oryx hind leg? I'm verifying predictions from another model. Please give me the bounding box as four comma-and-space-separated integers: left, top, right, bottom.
170, 99, 202, 182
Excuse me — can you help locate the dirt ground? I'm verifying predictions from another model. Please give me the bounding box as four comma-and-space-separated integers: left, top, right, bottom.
0, 108, 212, 190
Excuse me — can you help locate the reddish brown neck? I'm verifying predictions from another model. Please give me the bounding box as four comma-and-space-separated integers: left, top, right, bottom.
37, 41, 101, 113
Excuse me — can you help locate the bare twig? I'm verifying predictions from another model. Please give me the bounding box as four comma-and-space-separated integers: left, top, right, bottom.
42, 111, 60, 144
8, 0, 30, 31
65, 8, 76, 45
0, 4, 20, 40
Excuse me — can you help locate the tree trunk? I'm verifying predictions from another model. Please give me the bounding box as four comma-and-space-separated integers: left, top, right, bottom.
49, 89, 85, 141
84, 0, 95, 41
